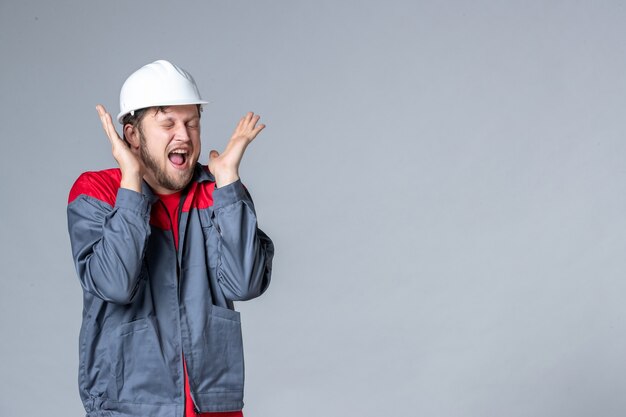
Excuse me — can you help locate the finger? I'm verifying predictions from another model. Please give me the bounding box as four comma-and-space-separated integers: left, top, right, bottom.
98, 113, 115, 145
248, 114, 261, 129
236, 114, 260, 136
238, 112, 252, 129
96, 105, 115, 134
207, 150, 219, 173
96, 104, 106, 117
97, 105, 122, 145
96, 105, 113, 135
96, 104, 108, 128
247, 124, 265, 141
236, 115, 246, 132
103, 115, 119, 145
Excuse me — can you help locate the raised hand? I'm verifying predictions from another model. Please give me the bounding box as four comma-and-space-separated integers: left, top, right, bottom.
209, 112, 265, 187
96, 104, 144, 192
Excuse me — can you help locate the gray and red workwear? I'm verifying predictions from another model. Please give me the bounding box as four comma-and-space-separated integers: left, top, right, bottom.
67, 164, 274, 417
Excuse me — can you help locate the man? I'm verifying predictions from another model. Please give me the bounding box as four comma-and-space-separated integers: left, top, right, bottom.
67, 60, 274, 417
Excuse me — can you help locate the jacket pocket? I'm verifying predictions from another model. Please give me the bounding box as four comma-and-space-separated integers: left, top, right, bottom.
109, 317, 177, 404
193, 305, 244, 395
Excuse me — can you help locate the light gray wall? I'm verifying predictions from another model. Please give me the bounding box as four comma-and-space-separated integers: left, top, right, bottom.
2, 1, 626, 416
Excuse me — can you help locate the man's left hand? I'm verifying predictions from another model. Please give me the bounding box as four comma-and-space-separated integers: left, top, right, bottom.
209, 112, 265, 188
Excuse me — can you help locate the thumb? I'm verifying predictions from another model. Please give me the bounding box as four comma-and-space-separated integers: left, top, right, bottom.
208, 150, 219, 172
208, 150, 219, 161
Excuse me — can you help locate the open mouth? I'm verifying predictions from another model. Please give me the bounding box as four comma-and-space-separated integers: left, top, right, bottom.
168, 149, 188, 167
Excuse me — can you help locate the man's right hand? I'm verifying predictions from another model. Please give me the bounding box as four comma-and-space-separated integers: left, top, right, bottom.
96, 104, 144, 193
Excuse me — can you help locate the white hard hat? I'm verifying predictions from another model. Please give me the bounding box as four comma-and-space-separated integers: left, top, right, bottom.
117, 59, 209, 123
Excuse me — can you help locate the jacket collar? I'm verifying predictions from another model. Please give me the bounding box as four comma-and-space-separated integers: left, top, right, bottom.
193, 163, 215, 183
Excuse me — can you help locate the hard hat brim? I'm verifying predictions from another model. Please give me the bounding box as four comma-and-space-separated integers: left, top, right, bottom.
117, 99, 210, 123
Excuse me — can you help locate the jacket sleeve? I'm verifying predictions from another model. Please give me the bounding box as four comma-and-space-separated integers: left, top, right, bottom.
67, 186, 153, 305
211, 180, 274, 301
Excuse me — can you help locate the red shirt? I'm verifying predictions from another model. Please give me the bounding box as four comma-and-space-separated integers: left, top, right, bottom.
158, 192, 243, 417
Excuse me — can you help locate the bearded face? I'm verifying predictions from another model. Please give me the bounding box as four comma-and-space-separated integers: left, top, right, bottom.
134, 105, 202, 194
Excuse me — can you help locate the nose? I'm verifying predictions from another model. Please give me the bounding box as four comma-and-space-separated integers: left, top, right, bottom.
173, 123, 191, 142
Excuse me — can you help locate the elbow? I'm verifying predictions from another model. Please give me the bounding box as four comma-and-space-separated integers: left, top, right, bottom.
81, 257, 144, 305
81, 273, 142, 305
99, 285, 139, 305
219, 267, 271, 301
219, 236, 274, 301
233, 279, 270, 301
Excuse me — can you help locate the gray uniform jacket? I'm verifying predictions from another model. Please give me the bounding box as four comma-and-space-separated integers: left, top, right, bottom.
67, 164, 274, 417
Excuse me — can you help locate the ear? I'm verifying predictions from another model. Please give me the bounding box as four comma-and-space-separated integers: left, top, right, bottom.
123, 124, 141, 150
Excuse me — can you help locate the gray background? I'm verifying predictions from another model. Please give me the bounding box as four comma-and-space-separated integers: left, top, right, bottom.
2, 1, 626, 416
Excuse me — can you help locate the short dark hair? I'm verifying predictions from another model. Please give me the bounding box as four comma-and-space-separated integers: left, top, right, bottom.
121, 105, 202, 142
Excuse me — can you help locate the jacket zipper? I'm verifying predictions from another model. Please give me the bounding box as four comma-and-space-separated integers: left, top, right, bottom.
156, 198, 188, 414
161, 190, 202, 413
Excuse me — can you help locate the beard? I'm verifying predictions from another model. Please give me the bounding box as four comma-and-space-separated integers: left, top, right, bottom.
139, 132, 196, 192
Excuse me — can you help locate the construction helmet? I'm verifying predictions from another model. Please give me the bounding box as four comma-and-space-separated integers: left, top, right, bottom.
117, 60, 209, 123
